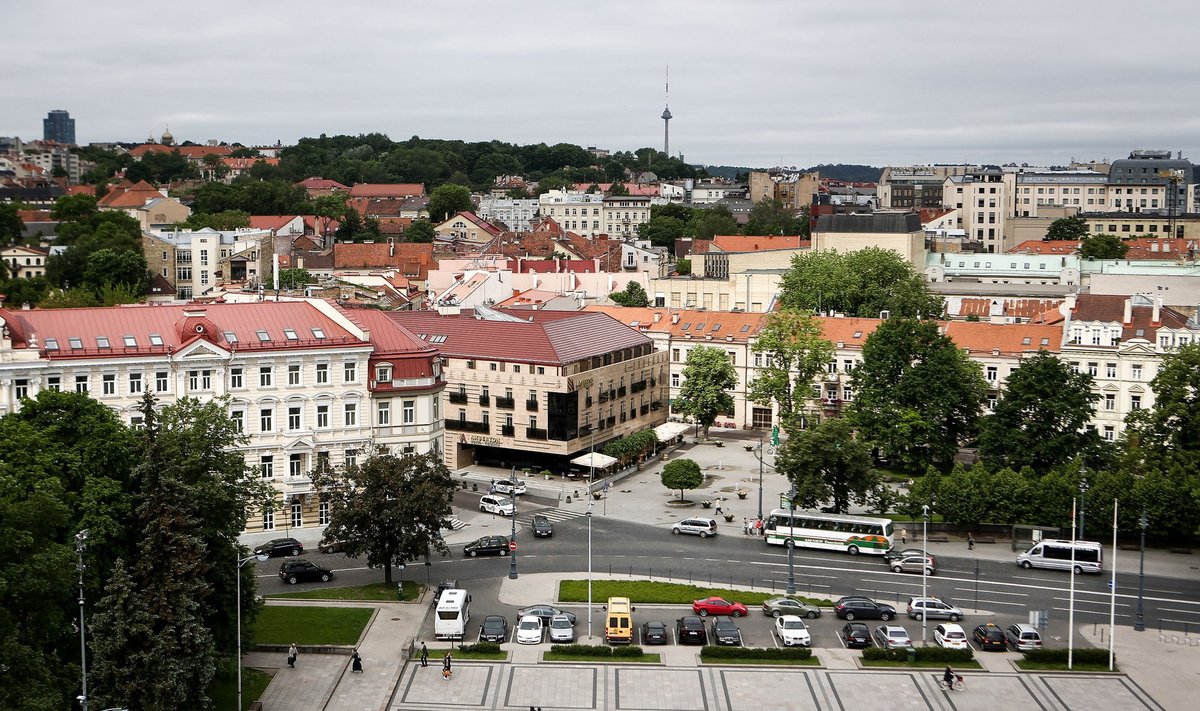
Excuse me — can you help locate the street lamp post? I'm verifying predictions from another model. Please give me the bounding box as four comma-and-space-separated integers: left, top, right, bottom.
586, 501, 594, 641
1079, 474, 1090, 539
237, 550, 269, 711
76, 530, 89, 711
921, 505, 930, 644
757, 433, 764, 521
786, 485, 797, 595
1134, 513, 1148, 631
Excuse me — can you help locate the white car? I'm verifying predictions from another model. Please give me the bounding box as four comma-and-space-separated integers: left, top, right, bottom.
492, 478, 527, 495
934, 623, 969, 650
548, 614, 575, 643
774, 615, 812, 647
479, 494, 515, 516
516, 615, 543, 644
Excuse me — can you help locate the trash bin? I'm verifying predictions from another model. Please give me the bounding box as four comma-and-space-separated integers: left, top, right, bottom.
906, 647, 916, 664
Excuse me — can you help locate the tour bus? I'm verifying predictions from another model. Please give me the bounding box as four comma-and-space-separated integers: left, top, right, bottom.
1016, 539, 1103, 574
604, 597, 635, 644
434, 588, 471, 639
764, 509, 894, 555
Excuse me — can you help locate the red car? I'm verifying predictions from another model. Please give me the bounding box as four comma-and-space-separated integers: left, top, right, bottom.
692, 597, 748, 617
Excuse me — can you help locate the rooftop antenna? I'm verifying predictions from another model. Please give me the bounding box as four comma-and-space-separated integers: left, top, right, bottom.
660, 65, 672, 157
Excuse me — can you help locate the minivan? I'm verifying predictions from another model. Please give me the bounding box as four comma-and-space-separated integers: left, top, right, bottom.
604, 597, 635, 644
672, 517, 718, 538
1016, 539, 1102, 574
907, 597, 962, 622
1006, 623, 1042, 651
479, 494, 515, 516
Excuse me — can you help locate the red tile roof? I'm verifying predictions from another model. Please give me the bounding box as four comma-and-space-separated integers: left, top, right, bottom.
97, 180, 162, 208
348, 183, 425, 199
941, 321, 1063, 355
1120, 238, 1196, 260
249, 215, 301, 232
1070, 294, 1191, 340
332, 242, 436, 279
1010, 240, 1080, 254
222, 157, 279, 169
571, 182, 660, 197
583, 306, 674, 332
666, 310, 767, 340
297, 177, 350, 191
710, 235, 808, 252
952, 298, 1064, 321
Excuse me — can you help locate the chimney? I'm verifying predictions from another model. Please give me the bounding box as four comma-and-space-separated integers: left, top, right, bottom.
388, 237, 395, 258
653, 312, 662, 323
1151, 240, 1159, 252
1123, 298, 1132, 325
1153, 296, 1162, 324
671, 313, 680, 324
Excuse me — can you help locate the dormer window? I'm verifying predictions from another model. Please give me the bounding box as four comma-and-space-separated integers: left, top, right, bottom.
224, 331, 238, 343
123, 335, 137, 347
96, 336, 110, 348
69, 337, 83, 349
45, 338, 59, 350
256, 330, 270, 342
283, 328, 298, 340
149, 334, 164, 346
311, 327, 326, 339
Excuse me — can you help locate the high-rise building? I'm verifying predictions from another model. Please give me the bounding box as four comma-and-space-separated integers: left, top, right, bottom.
43, 110, 75, 144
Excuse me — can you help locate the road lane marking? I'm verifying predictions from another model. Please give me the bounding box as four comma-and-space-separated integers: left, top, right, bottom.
954, 588, 1028, 597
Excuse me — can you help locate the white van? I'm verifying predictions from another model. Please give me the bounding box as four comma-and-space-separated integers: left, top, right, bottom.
1016, 539, 1103, 574
479, 494, 515, 516
434, 588, 471, 639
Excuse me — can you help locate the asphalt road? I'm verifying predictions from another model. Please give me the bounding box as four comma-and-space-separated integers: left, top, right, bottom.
254, 513, 1200, 647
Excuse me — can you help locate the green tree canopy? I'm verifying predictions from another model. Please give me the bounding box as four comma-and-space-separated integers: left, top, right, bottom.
743, 198, 804, 236
676, 345, 738, 439
850, 318, 987, 473
748, 310, 833, 426
977, 351, 1102, 474
404, 219, 436, 243
182, 209, 251, 231
427, 183, 473, 223
276, 268, 313, 289
0, 201, 24, 244
609, 281, 650, 307
1079, 234, 1129, 259
779, 247, 943, 318
661, 458, 704, 500
777, 417, 875, 515
692, 206, 739, 239
636, 215, 687, 250
1045, 214, 1088, 241
83, 248, 149, 293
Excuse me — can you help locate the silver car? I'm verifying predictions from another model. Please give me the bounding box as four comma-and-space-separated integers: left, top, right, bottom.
873, 624, 912, 650
672, 517, 718, 538
548, 614, 575, 643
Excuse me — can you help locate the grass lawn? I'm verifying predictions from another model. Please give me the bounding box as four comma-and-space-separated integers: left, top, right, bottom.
700, 656, 821, 666
1015, 660, 1118, 672
440, 649, 509, 660
557, 580, 830, 607
543, 652, 661, 663
861, 659, 984, 669
267, 581, 422, 601
208, 667, 272, 710
254, 606, 374, 646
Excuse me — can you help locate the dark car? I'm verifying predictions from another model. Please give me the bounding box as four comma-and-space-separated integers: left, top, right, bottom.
710, 618, 742, 646
463, 535, 511, 557
531, 514, 554, 538
676, 615, 708, 644
278, 559, 333, 584
432, 578, 459, 605
255, 537, 303, 557
884, 547, 926, 563
317, 538, 350, 554
516, 604, 577, 625
479, 615, 509, 643
842, 622, 872, 648
640, 621, 669, 645
973, 622, 1007, 651
833, 596, 896, 621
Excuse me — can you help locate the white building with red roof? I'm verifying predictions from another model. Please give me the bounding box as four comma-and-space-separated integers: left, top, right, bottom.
0, 299, 444, 534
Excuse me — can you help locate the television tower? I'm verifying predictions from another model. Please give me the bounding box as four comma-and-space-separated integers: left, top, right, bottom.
661, 65, 672, 157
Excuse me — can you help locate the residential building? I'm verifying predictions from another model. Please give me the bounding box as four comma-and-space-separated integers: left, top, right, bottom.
942, 169, 1008, 253
878, 165, 978, 209
700, 235, 808, 280
538, 190, 606, 237
924, 250, 1081, 286
748, 170, 820, 211
296, 177, 350, 198
476, 197, 539, 231
811, 213, 927, 266
2, 245, 49, 279
601, 195, 653, 238
146, 227, 274, 298
434, 211, 503, 251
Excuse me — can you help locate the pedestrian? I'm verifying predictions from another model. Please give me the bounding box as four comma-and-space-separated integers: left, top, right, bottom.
287, 642, 298, 668
351, 648, 363, 673
715, 501, 723, 516
967, 533, 975, 551
743, 517, 750, 535
419, 642, 428, 667
900, 528, 908, 545
442, 651, 453, 680
754, 518, 763, 536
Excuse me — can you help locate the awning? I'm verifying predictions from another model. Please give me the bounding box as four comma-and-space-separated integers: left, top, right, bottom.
654, 422, 691, 442
571, 452, 617, 469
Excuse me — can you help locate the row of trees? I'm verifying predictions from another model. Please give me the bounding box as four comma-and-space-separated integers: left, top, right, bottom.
635, 200, 809, 252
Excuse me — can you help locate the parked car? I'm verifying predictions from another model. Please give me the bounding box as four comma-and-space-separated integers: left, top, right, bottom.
492, 478, 527, 495
432, 579, 459, 605
891, 554, 936, 575
907, 596, 963, 622
833, 596, 896, 621
692, 597, 748, 617
873, 624, 912, 650
710, 617, 743, 646
548, 614, 575, 643
775, 616, 812, 647
479, 494, 515, 516
463, 535, 511, 557
317, 538, 350, 554
278, 559, 334, 584
973, 622, 1007, 651
255, 537, 303, 557
531, 514, 554, 538
641, 621, 669, 645
934, 623, 969, 650
516, 604, 577, 625
672, 517, 718, 537
676, 616, 708, 644
884, 547, 927, 563
479, 615, 508, 643
516, 615, 543, 644
761, 597, 821, 619
842, 622, 872, 648
1006, 623, 1043, 651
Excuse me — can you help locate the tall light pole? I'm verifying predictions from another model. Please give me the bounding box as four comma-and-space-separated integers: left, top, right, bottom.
1134, 513, 1148, 631
237, 550, 269, 711
785, 484, 797, 595
586, 500, 594, 641
757, 433, 764, 520
508, 471, 518, 580
76, 529, 89, 711
1079, 473, 1090, 539
921, 505, 930, 644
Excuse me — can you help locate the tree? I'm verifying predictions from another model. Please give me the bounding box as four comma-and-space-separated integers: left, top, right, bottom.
748, 310, 834, 427
660, 458, 704, 500
850, 318, 987, 473
636, 215, 687, 250
1045, 215, 1088, 241
776, 417, 875, 514
743, 198, 803, 236
1079, 234, 1129, 259
977, 351, 1102, 474
83, 248, 149, 293
609, 281, 650, 307
335, 209, 367, 242
0, 202, 24, 244
933, 463, 1033, 527
310, 451, 455, 584
309, 194, 348, 237
675, 258, 691, 276
404, 219, 436, 243
608, 182, 630, 196
275, 268, 313, 289
778, 247, 943, 318
676, 345, 738, 439
183, 209, 251, 231
692, 206, 739, 239
427, 183, 473, 223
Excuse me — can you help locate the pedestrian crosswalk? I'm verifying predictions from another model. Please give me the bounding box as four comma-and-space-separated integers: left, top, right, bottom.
517, 508, 587, 524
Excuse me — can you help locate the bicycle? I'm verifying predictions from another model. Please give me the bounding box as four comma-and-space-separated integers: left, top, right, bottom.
937, 674, 966, 691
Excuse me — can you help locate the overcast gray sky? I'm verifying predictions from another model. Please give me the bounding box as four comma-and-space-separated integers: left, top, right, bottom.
4, 1, 1199, 169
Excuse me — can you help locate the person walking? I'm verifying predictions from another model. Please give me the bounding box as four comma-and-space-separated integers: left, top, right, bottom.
754, 518, 763, 536
743, 517, 750, 535
715, 500, 723, 516
899, 528, 908, 545
287, 643, 298, 669
419, 641, 429, 667
442, 651, 453, 680
967, 533, 975, 551
351, 648, 363, 673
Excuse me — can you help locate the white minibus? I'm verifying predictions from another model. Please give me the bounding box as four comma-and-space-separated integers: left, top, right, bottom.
1016, 539, 1103, 574
434, 588, 471, 639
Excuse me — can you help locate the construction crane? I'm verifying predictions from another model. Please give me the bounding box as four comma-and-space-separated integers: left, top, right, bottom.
1158, 168, 1185, 238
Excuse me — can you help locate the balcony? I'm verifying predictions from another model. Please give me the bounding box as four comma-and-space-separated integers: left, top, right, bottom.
608, 389, 617, 401
445, 419, 489, 433
501, 424, 515, 437
640, 404, 650, 415
478, 394, 490, 406
585, 395, 593, 407
630, 380, 647, 393
617, 386, 627, 398
526, 427, 548, 440
496, 396, 515, 409
598, 393, 609, 404
580, 424, 593, 436
448, 391, 468, 405
525, 399, 539, 411
606, 416, 616, 427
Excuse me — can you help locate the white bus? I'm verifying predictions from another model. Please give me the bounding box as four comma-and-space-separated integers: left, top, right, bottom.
764, 509, 894, 556
434, 588, 471, 640
1016, 539, 1103, 574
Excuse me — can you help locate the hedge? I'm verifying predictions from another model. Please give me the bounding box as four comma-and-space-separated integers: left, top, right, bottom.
456, 642, 501, 654
862, 646, 974, 663
1023, 648, 1112, 665
700, 646, 813, 661
548, 644, 646, 658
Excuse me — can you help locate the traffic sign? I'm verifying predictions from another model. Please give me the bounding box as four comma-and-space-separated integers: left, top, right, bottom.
508, 541, 517, 552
